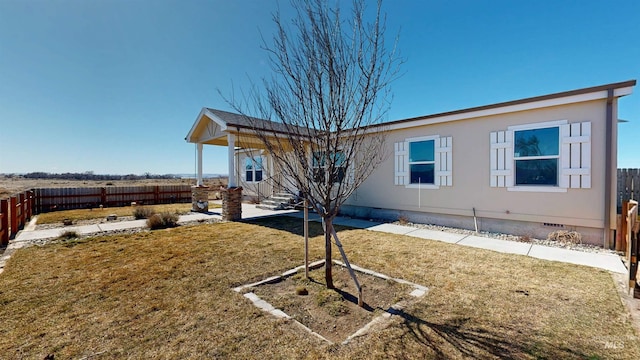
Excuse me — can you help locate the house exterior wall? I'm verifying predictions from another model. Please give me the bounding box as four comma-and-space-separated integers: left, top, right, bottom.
343, 99, 611, 245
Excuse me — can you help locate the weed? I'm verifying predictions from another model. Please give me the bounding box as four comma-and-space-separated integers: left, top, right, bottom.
133, 206, 155, 219
397, 215, 409, 225
295, 286, 308, 295
57, 230, 79, 240
147, 212, 179, 230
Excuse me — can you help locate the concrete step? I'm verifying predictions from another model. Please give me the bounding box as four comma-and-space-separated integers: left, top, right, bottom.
256, 203, 283, 211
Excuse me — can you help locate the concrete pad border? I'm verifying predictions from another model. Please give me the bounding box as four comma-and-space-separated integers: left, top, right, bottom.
232, 260, 429, 345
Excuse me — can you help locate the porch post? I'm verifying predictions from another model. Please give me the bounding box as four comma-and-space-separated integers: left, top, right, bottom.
197, 142, 204, 186
228, 133, 236, 187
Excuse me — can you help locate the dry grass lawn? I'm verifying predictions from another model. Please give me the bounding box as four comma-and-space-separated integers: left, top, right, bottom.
0, 216, 638, 359
35, 203, 219, 225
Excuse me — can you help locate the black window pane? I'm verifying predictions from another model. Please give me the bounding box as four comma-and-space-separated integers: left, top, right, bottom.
515, 159, 558, 185
410, 164, 434, 184
332, 167, 345, 183
313, 168, 325, 183
514, 127, 559, 157
255, 171, 263, 182
246, 171, 253, 182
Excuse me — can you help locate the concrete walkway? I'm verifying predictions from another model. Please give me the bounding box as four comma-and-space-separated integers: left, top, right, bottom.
286, 212, 628, 274
3, 204, 628, 275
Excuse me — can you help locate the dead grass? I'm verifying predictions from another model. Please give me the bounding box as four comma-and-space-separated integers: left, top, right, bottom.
0, 216, 638, 359
35, 203, 219, 225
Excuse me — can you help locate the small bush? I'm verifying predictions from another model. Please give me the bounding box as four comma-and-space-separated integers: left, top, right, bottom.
57, 230, 79, 240
295, 286, 308, 295
547, 230, 582, 244
397, 215, 409, 225
133, 206, 155, 219
147, 212, 180, 230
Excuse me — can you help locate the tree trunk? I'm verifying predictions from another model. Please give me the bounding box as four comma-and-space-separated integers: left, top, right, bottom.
324, 217, 334, 289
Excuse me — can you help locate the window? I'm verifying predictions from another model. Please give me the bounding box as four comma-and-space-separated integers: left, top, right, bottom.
490, 120, 591, 191
513, 127, 559, 186
312, 151, 346, 183
244, 157, 263, 182
394, 136, 452, 187
409, 140, 435, 184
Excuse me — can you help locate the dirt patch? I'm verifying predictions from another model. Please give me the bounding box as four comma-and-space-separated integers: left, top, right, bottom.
249, 263, 415, 343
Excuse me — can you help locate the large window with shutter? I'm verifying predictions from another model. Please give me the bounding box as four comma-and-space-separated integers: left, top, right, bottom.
490, 120, 591, 192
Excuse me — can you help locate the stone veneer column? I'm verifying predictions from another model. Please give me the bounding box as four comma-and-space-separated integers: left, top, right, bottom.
191, 185, 210, 212
220, 186, 243, 221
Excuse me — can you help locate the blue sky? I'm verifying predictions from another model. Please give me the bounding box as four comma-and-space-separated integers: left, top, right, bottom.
0, 0, 638, 175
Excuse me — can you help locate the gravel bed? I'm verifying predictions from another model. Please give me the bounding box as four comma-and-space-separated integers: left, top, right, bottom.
35, 216, 138, 230
22, 217, 221, 248
390, 221, 620, 255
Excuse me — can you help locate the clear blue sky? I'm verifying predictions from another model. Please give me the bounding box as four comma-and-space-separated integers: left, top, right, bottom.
1, 0, 638, 175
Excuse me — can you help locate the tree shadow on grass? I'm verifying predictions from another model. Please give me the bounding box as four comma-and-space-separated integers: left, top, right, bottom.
388, 308, 593, 359
243, 216, 339, 238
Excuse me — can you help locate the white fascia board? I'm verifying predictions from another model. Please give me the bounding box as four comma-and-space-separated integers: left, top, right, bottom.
386, 86, 635, 132
185, 108, 228, 143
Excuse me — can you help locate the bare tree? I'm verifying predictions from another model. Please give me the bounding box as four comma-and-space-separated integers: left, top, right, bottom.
229, 0, 401, 294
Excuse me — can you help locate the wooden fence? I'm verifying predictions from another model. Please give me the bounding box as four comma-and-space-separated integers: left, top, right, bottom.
618, 168, 640, 209
0, 190, 34, 245
32, 185, 192, 213
618, 200, 640, 297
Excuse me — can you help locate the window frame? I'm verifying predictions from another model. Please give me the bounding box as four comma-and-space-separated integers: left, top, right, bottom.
244, 156, 264, 183
312, 150, 346, 184
405, 135, 439, 189
507, 120, 567, 193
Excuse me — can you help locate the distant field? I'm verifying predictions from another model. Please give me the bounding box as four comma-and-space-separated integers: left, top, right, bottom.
0, 176, 228, 200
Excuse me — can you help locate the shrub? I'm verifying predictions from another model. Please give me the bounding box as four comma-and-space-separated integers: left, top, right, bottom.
397, 215, 409, 225
147, 212, 180, 230
295, 286, 308, 295
547, 230, 582, 244
57, 230, 79, 240
133, 206, 155, 219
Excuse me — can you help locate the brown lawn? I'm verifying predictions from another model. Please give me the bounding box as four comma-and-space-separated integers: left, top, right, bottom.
0, 216, 638, 359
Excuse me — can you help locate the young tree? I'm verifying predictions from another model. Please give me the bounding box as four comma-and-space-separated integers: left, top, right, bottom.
230, 0, 401, 291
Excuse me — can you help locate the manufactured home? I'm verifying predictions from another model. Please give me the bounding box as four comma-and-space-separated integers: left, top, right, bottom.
186, 80, 636, 246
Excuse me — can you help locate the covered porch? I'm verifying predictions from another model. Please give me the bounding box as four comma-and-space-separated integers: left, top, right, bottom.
185, 108, 293, 214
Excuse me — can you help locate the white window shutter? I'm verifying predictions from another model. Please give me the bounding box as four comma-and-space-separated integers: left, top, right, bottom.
435, 136, 453, 186
394, 141, 408, 185
490, 130, 513, 187
560, 122, 591, 189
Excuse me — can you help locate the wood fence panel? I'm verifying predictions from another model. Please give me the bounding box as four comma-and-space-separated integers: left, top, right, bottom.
9, 196, 17, 239
34, 187, 103, 213
0, 199, 7, 245
618, 168, 640, 208
32, 185, 192, 213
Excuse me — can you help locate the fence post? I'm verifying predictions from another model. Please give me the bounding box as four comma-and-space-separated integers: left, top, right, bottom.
27, 190, 34, 218
101, 187, 107, 206
19, 192, 26, 228
619, 201, 629, 253
1, 199, 8, 245
10, 196, 17, 239
154, 185, 160, 204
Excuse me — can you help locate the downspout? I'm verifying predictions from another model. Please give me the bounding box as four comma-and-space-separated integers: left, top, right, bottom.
604, 88, 614, 248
